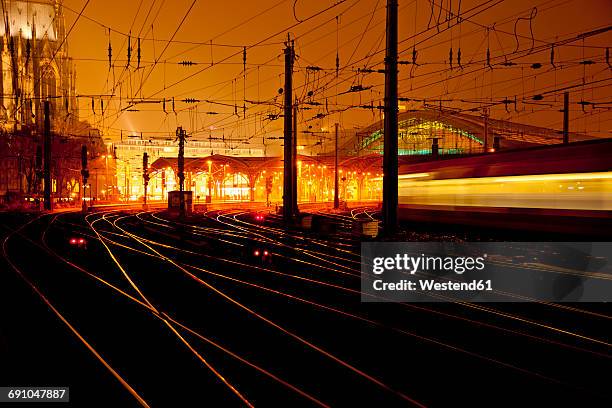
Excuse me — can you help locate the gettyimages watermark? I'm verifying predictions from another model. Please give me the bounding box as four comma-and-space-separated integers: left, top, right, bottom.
361, 242, 612, 302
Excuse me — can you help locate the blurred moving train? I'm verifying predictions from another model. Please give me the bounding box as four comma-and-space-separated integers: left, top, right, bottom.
395, 139, 612, 236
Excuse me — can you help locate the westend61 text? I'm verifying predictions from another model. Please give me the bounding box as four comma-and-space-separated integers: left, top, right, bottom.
372, 279, 493, 292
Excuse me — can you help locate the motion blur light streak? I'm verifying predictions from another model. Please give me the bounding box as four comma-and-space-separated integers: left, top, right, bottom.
397, 171, 612, 209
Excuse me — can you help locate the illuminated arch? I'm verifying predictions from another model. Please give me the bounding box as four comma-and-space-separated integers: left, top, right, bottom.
40, 61, 60, 98
358, 109, 484, 156
355, 108, 593, 156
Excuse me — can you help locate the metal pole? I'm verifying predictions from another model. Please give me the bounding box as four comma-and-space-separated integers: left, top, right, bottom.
563, 91, 570, 144
283, 37, 295, 222
143, 152, 149, 209
334, 123, 339, 209
483, 110, 489, 153
43, 100, 51, 211
81, 145, 89, 212
207, 161, 212, 201
164, 170, 167, 200
382, 0, 398, 235
18, 155, 22, 194
292, 104, 298, 215
104, 155, 109, 200
177, 127, 186, 217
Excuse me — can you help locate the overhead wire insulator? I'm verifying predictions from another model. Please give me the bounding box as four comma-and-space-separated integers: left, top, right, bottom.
91, 98, 95, 115
550, 44, 556, 68
514, 95, 519, 113
449, 48, 453, 69
410, 47, 418, 78
335, 53, 339, 78
578, 100, 591, 113
162, 99, 167, 113
108, 40, 112, 70
606, 47, 611, 68
502, 97, 512, 113
457, 48, 462, 69
486, 48, 492, 69
349, 84, 370, 93
137, 37, 141, 68
127, 33, 131, 67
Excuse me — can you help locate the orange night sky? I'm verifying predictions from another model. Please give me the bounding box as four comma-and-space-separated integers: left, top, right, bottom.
61, 0, 612, 152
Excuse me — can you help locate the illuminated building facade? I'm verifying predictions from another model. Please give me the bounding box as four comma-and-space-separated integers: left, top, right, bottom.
113, 138, 264, 201
148, 154, 384, 205
0, 1, 102, 207
0, 0, 78, 130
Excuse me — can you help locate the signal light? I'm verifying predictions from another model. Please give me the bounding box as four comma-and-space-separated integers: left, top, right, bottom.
254, 250, 260, 256
79, 239, 85, 244
263, 251, 269, 256
70, 238, 77, 244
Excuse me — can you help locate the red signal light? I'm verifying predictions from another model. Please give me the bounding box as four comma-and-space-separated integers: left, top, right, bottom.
263, 250, 269, 256
78, 238, 85, 244
70, 238, 77, 244
254, 250, 260, 256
